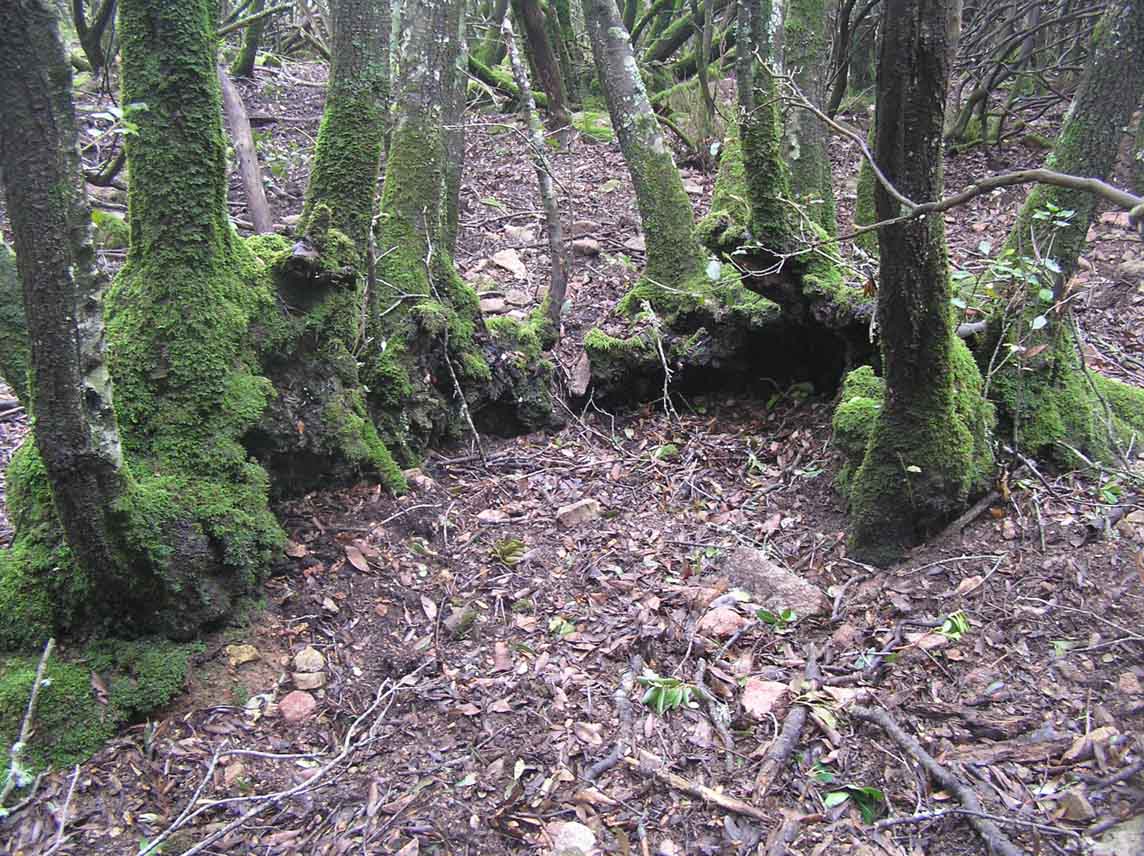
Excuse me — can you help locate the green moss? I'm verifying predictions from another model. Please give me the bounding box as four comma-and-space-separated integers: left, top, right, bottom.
0, 659, 115, 771
0, 444, 87, 648
849, 337, 994, 565
831, 366, 884, 492
323, 393, 406, 492
571, 110, 614, 142
990, 327, 1144, 465
91, 209, 130, 250
697, 121, 751, 255
0, 639, 197, 773
852, 147, 879, 257
300, 30, 387, 248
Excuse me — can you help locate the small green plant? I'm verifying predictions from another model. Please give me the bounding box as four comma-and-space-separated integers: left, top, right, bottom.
824, 784, 886, 823
548, 616, 575, 637
757, 607, 798, 632
491, 538, 526, 567
939, 610, 971, 642
809, 761, 836, 784
637, 671, 696, 715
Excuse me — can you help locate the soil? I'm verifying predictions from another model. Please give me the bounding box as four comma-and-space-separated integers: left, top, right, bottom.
1, 58, 1143, 856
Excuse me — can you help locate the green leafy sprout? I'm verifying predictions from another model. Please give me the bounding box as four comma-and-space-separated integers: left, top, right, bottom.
824, 784, 886, 823
638, 671, 696, 715
939, 610, 971, 642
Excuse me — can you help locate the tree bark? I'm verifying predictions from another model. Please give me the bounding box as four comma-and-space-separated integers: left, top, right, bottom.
511, 0, 572, 129
230, 0, 266, 77
503, 16, 569, 332
847, 0, 993, 565
372, 0, 553, 455
218, 65, 274, 234
0, 0, 130, 637
782, 0, 836, 232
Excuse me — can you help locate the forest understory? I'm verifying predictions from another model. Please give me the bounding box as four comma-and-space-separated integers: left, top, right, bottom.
1, 60, 1143, 856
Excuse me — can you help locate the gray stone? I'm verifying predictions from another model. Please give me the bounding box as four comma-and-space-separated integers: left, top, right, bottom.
722, 547, 828, 616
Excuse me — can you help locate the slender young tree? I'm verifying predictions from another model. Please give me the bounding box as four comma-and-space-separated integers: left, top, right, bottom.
988, 0, 1144, 463
0, 0, 130, 629
847, 0, 993, 564
582, 0, 712, 311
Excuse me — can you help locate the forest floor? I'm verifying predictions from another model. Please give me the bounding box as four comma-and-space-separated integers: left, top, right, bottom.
2, 64, 1144, 856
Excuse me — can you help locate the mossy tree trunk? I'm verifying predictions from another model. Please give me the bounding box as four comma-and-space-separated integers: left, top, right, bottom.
370, 0, 553, 456
101, 0, 285, 636
0, 243, 29, 405
582, 0, 711, 312
300, 0, 390, 248
261, 0, 405, 495
477, 0, 510, 65
987, 0, 1144, 464
782, 0, 835, 233
847, 0, 993, 565
230, 0, 266, 77
510, 0, 572, 129
0, 0, 130, 618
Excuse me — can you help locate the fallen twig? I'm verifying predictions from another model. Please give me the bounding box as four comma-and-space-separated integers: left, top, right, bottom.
137, 660, 431, 856
0, 638, 55, 811
585, 657, 640, 782
850, 704, 1026, 856
622, 751, 770, 823
42, 764, 81, 856
755, 645, 819, 797
693, 659, 735, 773
764, 809, 808, 856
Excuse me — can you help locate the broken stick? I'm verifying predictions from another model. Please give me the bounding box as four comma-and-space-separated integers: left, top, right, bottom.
850, 705, 1025, 856
755, 645, 819, 797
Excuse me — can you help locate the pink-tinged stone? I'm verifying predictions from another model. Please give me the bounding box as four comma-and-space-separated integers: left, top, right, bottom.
279, 690, 318, 722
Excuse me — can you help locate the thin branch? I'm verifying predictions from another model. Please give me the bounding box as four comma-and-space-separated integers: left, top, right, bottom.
0, 638, 55, 811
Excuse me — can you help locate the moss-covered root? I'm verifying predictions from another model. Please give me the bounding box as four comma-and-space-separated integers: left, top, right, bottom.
248, 229, 406, 496
0, 639, 196, 773
989, 321, 1144, 465
0, 241, 29, 404
830, 365, 883, 492
847, 338, 994, 566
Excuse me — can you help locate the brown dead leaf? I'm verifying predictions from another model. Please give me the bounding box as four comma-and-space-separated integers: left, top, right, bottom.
284, 539, 308, 558
956, 575, 985, 596
421, 595, 438, 621
492, 641, 513, 672
344, 544, 370, 572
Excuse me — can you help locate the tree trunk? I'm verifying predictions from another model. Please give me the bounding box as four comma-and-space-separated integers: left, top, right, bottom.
582, 0, 710, 312
0, 243, 29, 406
72, 0, 118, 74
106, 0, 285, 636
477, 0, 510, 65
372, 0, 553, 456
230, 0, 266, 77
1135, 107, 1144, 196
511, 0, 572, 129
264, 0, 405, 495
503, 16, 569, 332
300, 0, 390, 248
846, 0, 993, 565
0, 0, 130, 643
782, 0, 836, 233
986, 0, 1144, 464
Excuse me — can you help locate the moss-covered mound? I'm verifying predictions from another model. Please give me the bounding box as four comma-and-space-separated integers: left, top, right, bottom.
0, 639, 197, 774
